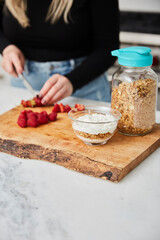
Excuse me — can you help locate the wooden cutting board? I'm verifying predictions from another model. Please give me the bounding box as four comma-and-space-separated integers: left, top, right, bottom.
0, 105, 160, 182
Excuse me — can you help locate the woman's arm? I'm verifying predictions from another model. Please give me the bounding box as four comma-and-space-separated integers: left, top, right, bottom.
64, 0, 119, 91
0, 3, 25, 76
40, 0, 119, 104
0, 3, 11, 53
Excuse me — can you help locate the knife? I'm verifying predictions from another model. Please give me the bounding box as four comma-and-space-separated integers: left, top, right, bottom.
18, 73, 36, 97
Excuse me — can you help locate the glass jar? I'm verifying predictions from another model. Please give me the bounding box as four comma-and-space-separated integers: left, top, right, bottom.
111, 46, 157, 136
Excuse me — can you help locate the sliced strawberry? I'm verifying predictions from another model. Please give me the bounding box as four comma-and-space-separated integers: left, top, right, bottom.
64, 104, 71, 113
48, 112, 57, 121
26, 100, 31, 107
21, 100, 28, 107
75, 104, 85, 111
21, 95, 42, 108
26, 100, 36, 107
59, 103, 65, 112
52, 103, 61, 112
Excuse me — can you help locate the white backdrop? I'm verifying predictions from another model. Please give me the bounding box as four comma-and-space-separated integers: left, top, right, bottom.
119, 0, 160, 13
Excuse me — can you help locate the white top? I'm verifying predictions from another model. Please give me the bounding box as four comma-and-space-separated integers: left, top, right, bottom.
0, 75, 160, 240
73, 113, 117, 134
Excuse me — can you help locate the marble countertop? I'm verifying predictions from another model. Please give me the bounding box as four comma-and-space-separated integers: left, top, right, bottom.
0, 75, 160, 240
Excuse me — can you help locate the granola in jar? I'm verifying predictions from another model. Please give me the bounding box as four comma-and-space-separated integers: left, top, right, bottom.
111, 46, 158, 136
111, 78, 157, 135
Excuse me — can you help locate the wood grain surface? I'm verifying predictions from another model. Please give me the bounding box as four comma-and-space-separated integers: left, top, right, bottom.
0, 106, 160, 182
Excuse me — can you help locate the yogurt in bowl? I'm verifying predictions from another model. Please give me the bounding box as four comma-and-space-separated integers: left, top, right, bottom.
68, 106, 121, 145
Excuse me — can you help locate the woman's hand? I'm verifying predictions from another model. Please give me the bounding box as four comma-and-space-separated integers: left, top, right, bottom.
1, 44, 25, 77
39, 74, 73, 105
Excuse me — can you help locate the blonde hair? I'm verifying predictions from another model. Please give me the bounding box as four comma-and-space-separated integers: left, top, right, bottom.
5, 0, 73, 28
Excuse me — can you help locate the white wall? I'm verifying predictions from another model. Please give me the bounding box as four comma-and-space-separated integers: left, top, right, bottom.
119, 0, 160, 13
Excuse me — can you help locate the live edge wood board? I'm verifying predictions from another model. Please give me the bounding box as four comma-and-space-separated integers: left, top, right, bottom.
0, 106, 160, 182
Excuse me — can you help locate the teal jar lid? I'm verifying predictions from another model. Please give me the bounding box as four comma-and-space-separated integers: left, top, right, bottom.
111, 46, 153, 67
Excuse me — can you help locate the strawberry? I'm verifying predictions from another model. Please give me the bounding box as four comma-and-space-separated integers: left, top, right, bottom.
52, 103, 61, 112
64, 104, 71, 113
29, 99, 36, 107
37, 111, 49, 124
26, 100, 32, 107
75, 104, 85, 111
21, 99, 35, 107
59, 103, 65, 112
21, 100, 29, 107
48, 112, 57, 121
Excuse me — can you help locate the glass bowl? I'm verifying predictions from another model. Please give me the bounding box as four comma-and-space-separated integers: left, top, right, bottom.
68, 105, 121, 145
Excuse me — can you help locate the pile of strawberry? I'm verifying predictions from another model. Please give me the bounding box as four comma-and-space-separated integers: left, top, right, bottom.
18, 101, 85, 128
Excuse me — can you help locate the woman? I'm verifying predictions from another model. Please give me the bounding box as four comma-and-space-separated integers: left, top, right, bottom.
0, 0, 119, 104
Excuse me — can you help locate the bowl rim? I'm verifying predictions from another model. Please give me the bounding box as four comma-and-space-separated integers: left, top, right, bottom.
68, 105, 121, 124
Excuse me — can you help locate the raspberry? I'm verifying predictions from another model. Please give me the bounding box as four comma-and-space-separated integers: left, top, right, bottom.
27, 115, 39, 127
34, 112, 39, 118
17, 117, 27, 128
48, 112, 57, 121
17, 112, 27, 128
52, 103, 61, 112
25, 110, 32, 114
27, 111, 35, 118
19, 112, 27, 118
37, 111, 49, 124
